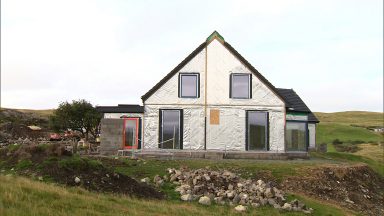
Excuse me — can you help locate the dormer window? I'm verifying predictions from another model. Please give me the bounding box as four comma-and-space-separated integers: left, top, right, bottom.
179, 73, 200, 98
230, 74, 252, 99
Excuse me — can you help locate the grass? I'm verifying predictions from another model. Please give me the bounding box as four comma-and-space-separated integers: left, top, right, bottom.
353, 143, 384, 163
314, 111, 383, 127
310, 151, 384, 177
113, 158, 338, 185
0, 175, 350, 216
57, 155, 104, 171
316, 123, 383, 144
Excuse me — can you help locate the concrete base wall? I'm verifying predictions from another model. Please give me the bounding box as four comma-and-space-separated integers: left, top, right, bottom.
100, 118, 124, 155
133, 150, 309, 160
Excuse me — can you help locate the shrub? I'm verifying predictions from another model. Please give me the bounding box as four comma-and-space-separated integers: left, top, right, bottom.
332, 139, 343, 145
349, 140, 365, 145
58, 156, 103, 171
334, 144, 360, 153
8, 144, 21, 152
16, 159, 33, 170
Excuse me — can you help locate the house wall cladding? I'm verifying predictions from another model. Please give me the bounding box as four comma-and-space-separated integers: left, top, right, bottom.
104, 113, 143, 119
100, 118, 124, 155
143, 38, 286, 151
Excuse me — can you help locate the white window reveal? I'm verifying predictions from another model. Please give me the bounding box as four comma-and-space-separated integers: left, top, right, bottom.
179, 73, 200, 98
230, 74, 252, 99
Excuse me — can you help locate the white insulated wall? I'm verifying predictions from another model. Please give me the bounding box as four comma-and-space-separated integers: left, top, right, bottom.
104, 113, 143, 119
144, 39, 286, 151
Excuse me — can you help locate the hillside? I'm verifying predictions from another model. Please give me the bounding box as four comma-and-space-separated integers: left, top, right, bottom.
0, 108, 53, 127
314, 111, 383, 127
314, 111, 383, 144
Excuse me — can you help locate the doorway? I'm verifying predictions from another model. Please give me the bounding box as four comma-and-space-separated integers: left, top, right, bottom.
123, 118, 139, 149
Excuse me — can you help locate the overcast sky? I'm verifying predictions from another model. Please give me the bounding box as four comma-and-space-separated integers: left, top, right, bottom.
1, 0, 383, 112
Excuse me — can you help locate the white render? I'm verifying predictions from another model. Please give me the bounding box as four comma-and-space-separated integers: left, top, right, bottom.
143, 38, 287, 151
286, 113, 308, 121
308, 123, 316, 149
104, 113, 143, 119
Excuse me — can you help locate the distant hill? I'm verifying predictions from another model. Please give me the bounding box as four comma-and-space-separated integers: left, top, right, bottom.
314, 111, 383, 127
0, 108, 54, 128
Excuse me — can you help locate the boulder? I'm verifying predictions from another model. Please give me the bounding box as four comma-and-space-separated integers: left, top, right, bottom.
181, 194, 193, 201
265, 187, 275, 198
198, 196, 211, 205
234, 205, 247, 212
140, 177, 150, 183
282, 203, 292, 211
74, 177, 81, 184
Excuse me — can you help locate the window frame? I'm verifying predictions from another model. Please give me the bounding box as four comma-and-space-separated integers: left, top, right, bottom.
230, 73, 252, 99
245, 110, 269, 151
158, 109, 184, 149
178, 73, 200, 98
285, 120, 309, 152
122, 118, 140, 149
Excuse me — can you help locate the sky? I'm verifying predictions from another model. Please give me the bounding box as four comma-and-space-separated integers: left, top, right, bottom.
1, 0, 383, 112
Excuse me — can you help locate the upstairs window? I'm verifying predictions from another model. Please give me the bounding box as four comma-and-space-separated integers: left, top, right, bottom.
230, 74, 252, 99
179, 73, 199, 98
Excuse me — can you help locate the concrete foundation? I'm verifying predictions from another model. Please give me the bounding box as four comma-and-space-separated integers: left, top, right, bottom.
131, 150, 309, 160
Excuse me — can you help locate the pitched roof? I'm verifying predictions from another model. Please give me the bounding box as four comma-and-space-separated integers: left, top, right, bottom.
276, 88, 319, 123
96, 104, 144, 113
141, 31, 286, 103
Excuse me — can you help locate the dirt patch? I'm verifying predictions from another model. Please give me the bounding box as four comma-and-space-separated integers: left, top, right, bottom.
0, 143, 164, 200
281, 164, 384, 216
40, 157, 164, 199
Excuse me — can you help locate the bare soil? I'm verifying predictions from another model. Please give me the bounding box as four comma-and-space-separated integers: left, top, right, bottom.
0, 143, 164, 200
281, 164, 384, 216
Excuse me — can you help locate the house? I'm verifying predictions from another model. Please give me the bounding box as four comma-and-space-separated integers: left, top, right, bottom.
96, 31, 319, 158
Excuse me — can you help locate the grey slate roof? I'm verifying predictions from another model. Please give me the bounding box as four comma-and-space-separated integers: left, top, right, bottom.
277, 88, 319, 123
96, 104, 144, 113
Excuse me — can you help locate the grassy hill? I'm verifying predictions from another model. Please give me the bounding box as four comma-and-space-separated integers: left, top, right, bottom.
314, 111, 383, 127
314, 111, 383, 144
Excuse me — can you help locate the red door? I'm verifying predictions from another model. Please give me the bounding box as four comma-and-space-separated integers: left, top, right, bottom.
122, 118, 139, 149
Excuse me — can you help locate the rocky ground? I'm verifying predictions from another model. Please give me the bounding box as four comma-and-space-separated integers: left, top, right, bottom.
150, 168, 314, 213
281, 165, 384, 216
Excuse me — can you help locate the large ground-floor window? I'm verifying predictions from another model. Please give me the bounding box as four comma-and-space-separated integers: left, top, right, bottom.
246, 111, 269, 151
286, 121, 308, 151
159, 109, 183, 149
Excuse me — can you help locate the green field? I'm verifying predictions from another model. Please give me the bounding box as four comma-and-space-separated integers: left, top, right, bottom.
315, 111, 383, 144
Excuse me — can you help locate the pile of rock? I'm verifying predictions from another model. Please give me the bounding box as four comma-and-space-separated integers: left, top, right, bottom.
167, 168, 313, 213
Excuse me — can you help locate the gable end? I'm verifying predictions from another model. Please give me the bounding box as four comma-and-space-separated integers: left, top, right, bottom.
141, 42, 207, 102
